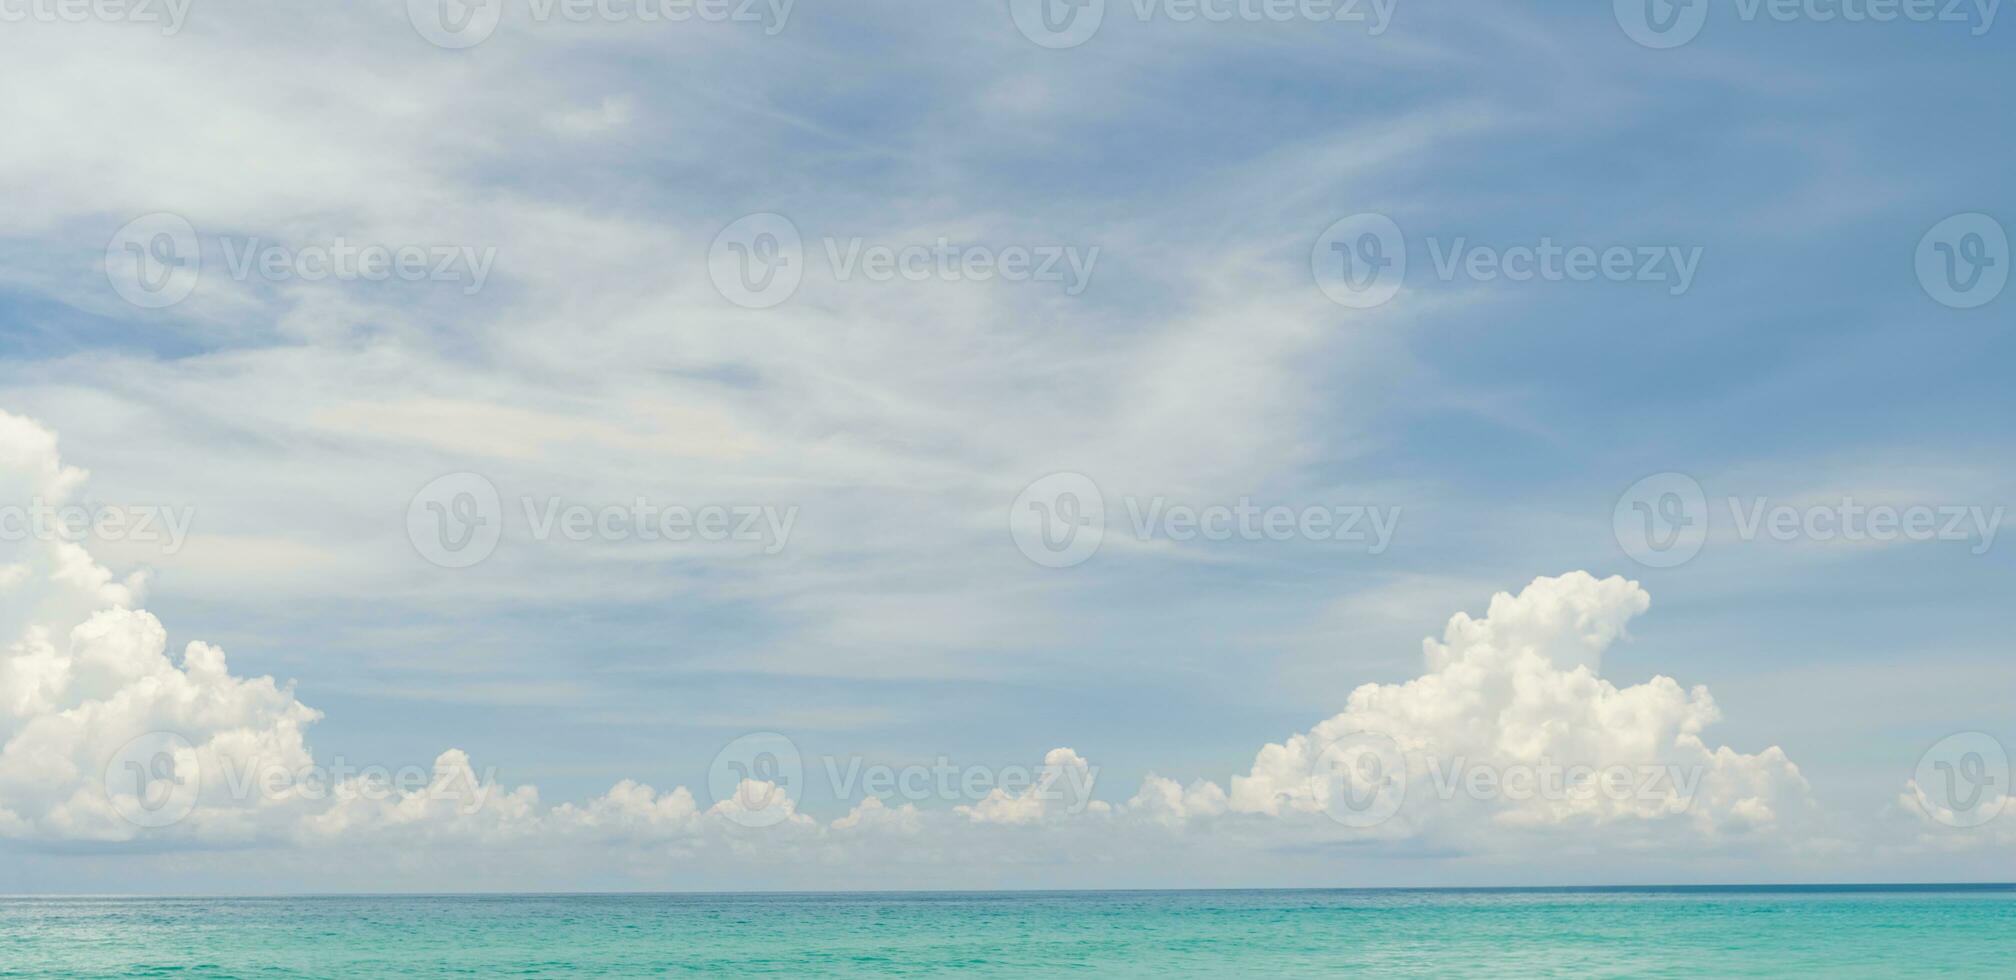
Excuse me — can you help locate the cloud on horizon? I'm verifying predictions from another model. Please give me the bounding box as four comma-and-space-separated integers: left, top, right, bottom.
3, 411, 1998, 887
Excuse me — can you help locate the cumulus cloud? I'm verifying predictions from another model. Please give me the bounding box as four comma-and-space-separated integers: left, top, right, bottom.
955, 748, 1105, 825
0, 413, 320, 843
1203, 572, 1814, 845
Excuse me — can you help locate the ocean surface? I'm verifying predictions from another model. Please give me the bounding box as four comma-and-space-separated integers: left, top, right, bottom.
1, 885, 2010, 977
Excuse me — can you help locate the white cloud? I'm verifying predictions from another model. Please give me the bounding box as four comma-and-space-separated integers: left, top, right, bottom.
0, 409, 1886, 867
3, 413, 1900, 882
956, 747, 1106, 825
1117, 573, 1814, 853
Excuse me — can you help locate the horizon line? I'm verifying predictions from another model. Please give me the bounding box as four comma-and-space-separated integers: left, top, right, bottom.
8, 882, 2014, 900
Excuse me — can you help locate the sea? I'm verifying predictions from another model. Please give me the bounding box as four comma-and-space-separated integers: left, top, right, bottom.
1, 885, 2009, 976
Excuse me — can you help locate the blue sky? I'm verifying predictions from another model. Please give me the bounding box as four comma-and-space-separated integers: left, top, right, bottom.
0, 1, 2010, 891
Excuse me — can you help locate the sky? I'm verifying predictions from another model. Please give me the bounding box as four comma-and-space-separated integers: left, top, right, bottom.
0, 0, 2011, 892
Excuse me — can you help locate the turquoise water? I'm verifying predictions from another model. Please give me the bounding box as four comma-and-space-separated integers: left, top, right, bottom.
1, 886, 2010, 977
